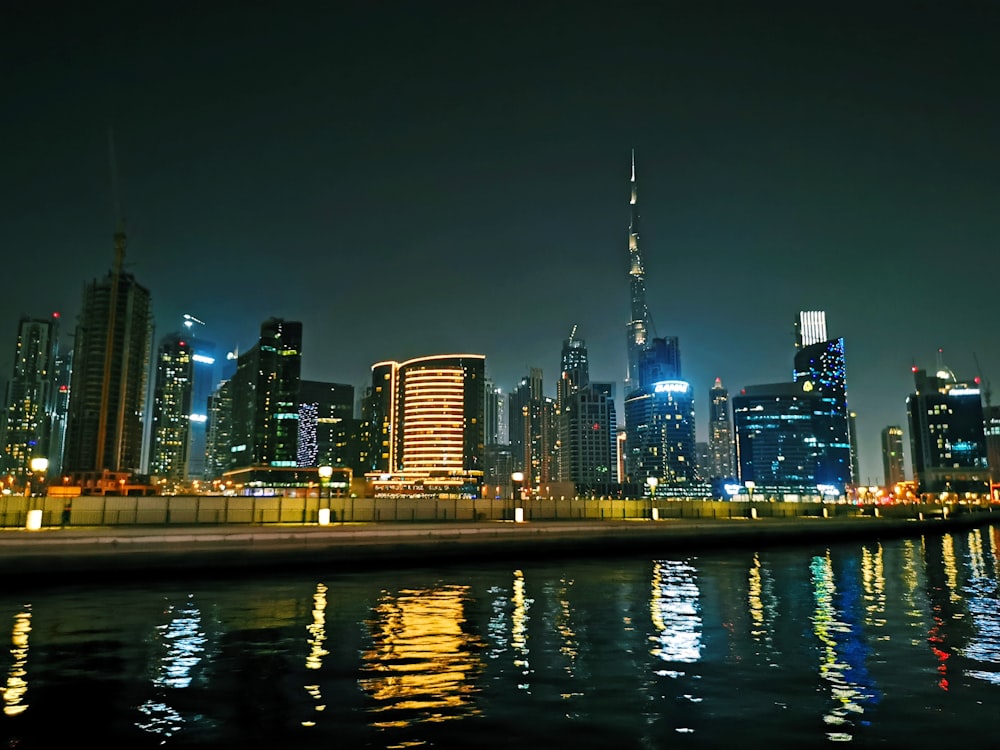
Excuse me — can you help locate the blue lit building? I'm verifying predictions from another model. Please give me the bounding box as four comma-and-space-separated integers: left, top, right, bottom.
623, 379, 697, 492
906, 366, 989, 497
733, 381, 826, 498
792, 337, 852, 490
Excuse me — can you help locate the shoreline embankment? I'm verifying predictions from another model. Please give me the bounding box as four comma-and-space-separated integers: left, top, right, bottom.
1, 509, 996, 589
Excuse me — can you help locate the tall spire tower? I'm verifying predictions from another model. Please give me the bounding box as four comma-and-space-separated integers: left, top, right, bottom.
625, 149, 654, 396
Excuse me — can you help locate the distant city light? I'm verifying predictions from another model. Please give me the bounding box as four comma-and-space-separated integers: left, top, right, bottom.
654, 380, 690, 394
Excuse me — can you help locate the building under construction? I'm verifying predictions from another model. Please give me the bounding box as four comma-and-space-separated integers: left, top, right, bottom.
62, 227, 154, 493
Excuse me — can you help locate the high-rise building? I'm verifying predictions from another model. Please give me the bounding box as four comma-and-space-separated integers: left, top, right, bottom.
508, 368, 543, 475
181, 314, 218, 481
733, 381, 826, 496
204, 379, 233, 481
881, 425, 906, 487
554, 329, 617, 492
707, 377, 735, 480
624, 150, 654, 397
794, 310, 827, 349
483, 377, 507, 446
148, 333, 194, 483
228, 318, 302, 470
363, 354, 485, 497
297, 380, 354, 468
847, 411, 860, 485
982, 405, 1000, 494
1, 313, 60, 490
792, 337, 852, 490
47, 348, 72, 478
623, 378, 697, 492
906, 364, 989, 496
63, 228, 154, 480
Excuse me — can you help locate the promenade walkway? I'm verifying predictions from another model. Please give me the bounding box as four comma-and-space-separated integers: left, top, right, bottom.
2, 508, 997, 589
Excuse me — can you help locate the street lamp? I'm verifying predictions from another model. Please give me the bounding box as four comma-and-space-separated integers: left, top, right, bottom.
646, 476, 658, 498
745, 480, 757, 519
318, 465, 333, 501
511, 472, 524, 502
28, 457, 49, 498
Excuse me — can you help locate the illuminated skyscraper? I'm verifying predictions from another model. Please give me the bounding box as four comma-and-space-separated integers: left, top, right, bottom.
624, 150, 654, 396
707, 377, 735, 480
364, 354, 485, 496
556, 329, 617, 491
1, 313, 60, 488
794, 310, 827, 349
149, 332, 194, 482
228, 318, 302, 470
880, 425, 905, 486
63, 227, 153, 479
906, 364, 988, 496
297, 380, 354, 468
793, 337, 852, 490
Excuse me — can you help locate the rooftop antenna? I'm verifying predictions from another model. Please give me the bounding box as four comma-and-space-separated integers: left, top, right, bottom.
568, 324, 577, 341
973, 351, 992, 407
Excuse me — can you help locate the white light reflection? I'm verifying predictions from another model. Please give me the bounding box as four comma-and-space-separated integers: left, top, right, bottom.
959, 529, 1000, 685
302, 582, 329, 726
136, 594, 208, 738
2, 608, 31, 717
649, 559, 703, 668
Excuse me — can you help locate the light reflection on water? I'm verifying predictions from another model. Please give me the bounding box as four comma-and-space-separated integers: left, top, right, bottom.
0, 523, 997, 748
358, 585, 485, 728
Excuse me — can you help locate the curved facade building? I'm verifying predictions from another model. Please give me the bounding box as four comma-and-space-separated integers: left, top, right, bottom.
365, 354, 485, 497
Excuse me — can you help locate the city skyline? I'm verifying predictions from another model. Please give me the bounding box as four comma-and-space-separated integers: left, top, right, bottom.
3, 3, 1000, 484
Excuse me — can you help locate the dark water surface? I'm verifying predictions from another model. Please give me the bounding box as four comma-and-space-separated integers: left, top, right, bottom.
0, 524, 997, 748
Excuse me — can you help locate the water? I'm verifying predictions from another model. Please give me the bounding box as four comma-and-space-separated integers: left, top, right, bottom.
0, 524, 997, 748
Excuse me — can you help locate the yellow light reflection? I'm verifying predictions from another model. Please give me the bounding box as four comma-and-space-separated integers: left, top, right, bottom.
2, 609, 31, 717
862, 544, 886, 629
511, 570, 531, 689
303, 582, 329, 725
359, 585, 484, 728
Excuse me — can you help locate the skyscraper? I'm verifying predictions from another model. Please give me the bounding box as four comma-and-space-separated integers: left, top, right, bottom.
556, 329, 617, 492
228, 318, 302, 470
792, 337, 852, 490
148, 332, 194, 483
624, 150, 654, 397
363, 354, 486, 497
905, 364, 989, 496
1, 313, 60, 490
707, 377, 735, 480
794, 310, 827, 349
297, 380, 354, 468
63, 227, 154, 480
880, 425, 905, 487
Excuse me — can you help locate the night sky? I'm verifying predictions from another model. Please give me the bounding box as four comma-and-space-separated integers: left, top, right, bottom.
3, 2, 999, 484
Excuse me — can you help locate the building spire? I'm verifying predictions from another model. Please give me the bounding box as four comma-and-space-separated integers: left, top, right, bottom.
625, 149, 654, 395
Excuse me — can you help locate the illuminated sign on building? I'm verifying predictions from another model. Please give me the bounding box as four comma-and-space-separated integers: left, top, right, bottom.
654, 380, 690, 394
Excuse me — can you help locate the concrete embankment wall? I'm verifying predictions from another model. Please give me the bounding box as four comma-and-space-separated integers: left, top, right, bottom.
3, 494, 992, 528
